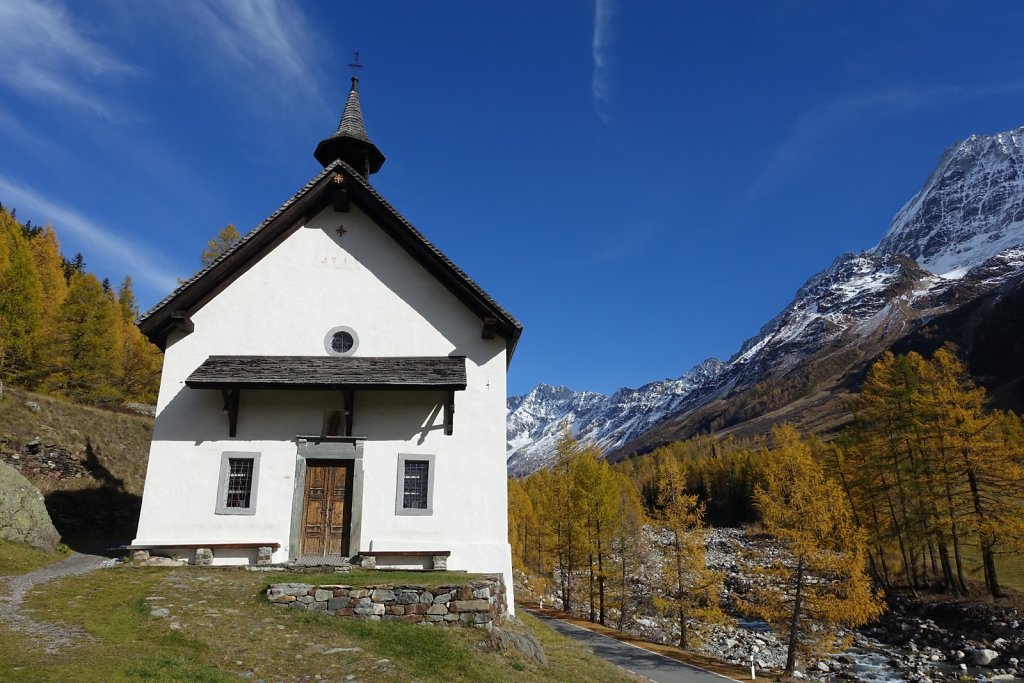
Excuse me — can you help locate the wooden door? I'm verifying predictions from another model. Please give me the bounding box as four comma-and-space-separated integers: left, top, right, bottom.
300, 460, 352, 557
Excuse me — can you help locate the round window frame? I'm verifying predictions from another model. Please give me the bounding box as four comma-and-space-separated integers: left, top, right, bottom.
324, 326, 359, 357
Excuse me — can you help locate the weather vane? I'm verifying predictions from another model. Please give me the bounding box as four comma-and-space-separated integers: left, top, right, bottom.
347, 51, 363, 77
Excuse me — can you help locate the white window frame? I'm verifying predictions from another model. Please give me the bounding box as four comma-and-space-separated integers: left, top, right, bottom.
395, 453, 435, 516
215, 451, 261, 515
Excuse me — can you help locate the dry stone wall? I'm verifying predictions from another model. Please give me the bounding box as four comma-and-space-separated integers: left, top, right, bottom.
266, 575, 506, 627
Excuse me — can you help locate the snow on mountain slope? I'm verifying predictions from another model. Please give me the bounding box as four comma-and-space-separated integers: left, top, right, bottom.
509, 124, 1024, 474
876, 127, 1024, 278
506, 359, 723, 475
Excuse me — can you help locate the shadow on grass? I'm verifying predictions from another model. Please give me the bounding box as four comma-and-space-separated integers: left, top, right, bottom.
44, 485, 140, 556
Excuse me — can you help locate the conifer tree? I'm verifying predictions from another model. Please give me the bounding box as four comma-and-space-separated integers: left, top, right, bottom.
744, 425, 884, 675
0, 209, 42, 384
119, 324, 162, 404
117, 275, 138, 324
574, 445, 621, 624
508, 476, 536, 572
63, 252, 85, 281
43, 272, 122, 403
610, 470, 646, 630
201, 224, 241, 266
654, 455, 726, 649
25, 225, 69, 387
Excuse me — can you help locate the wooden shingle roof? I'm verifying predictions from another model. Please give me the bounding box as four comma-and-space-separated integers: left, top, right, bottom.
138, 160, 522, 358
185, 356, 467, 390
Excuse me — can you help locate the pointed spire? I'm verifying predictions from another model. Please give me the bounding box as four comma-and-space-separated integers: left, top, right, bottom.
314, 76, 386, 176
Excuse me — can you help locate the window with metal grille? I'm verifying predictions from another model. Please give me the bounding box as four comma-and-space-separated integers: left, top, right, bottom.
215, 452, 260, 515
402, 460, 429, 509
226, 458, 254, 508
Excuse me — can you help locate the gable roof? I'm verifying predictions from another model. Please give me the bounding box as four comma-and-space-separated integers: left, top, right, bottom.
139, 160, 522, 358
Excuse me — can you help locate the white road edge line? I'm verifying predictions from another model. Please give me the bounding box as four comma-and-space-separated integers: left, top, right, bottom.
526, 608, 738, 682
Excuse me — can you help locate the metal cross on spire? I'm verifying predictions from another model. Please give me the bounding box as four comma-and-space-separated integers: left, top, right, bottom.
347, 51, 363, 77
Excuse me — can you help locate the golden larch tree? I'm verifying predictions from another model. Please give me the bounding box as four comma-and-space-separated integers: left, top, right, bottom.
744, 425, 884, 675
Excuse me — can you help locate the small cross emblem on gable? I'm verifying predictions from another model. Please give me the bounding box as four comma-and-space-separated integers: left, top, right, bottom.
336, 224, 347, 238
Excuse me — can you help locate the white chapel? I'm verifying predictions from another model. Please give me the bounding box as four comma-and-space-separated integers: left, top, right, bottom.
129, 75, 522, 604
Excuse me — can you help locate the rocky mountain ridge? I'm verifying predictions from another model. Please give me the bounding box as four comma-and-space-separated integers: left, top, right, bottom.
508, 125, 1024, 475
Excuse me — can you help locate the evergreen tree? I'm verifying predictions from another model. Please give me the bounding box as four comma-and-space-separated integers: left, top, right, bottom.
63, 252, 85, 281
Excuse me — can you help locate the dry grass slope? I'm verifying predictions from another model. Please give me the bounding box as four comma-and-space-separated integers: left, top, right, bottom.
0, 388, 153, 540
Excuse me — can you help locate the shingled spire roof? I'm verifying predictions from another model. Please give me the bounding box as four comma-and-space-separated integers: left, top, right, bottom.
314, 76, 386, 176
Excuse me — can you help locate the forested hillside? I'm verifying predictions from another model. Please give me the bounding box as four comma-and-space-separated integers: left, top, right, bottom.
0, 205, 162, 405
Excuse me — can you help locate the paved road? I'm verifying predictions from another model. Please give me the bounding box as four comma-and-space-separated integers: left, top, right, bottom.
526, 609, 738, 683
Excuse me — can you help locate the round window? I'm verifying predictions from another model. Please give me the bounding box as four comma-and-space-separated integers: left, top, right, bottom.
324, 326, 359, 356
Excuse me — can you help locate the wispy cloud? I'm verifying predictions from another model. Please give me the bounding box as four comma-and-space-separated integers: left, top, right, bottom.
0, 0, 137, 121
0, 176, 179, 294
592, 0, 616, 124
175, 0, 324, 104
744, 81, 1024, 204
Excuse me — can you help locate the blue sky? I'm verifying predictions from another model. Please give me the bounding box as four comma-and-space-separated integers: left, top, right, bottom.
2, 1, 1024, 397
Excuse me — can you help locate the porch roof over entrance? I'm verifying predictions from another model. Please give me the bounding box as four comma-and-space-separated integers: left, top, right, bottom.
185, 355, 467, 391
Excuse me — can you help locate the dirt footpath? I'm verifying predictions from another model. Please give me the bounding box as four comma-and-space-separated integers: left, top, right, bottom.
0, 548, 115, 653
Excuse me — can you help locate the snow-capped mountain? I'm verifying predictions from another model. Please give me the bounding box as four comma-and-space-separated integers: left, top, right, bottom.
506, 359, 724, 475
508, 125, 1024, 474
875, 128, 1024, 277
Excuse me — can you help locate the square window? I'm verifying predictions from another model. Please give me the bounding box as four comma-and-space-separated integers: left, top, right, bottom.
216, 452, 260, 515
395, 453, 434, 516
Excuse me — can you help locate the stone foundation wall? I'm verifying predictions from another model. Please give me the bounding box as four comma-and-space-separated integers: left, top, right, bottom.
266, 575, 506, 628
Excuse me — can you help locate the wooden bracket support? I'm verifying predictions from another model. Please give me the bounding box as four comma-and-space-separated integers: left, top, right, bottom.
343, 389, 354, 437
170, 310, 194, 334
444, 390, 455, 436
221, 388, 240, 437
481, 317, 497, 340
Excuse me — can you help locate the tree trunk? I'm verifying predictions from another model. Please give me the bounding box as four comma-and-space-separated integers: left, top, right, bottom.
588, 551, 596, 623
785, 558, 805, 675
679, 603, 687, 650
966, 465, 1002, 598
597, 535, 606, 626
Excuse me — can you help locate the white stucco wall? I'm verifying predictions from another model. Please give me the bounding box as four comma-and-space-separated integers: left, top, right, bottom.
133, 202, 513, 606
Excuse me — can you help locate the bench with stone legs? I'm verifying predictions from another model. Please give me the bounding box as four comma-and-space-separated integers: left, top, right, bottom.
358, 550, 450, 571
127, 542, 281, 566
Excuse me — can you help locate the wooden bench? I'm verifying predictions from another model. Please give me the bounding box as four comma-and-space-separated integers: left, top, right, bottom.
358, 550, 450, 571
127, 542, 281, 566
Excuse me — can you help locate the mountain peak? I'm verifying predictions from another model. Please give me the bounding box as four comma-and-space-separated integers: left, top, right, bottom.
875, 124, 1024, 278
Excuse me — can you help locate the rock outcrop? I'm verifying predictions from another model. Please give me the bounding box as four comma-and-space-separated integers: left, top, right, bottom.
0, 460, 60, 550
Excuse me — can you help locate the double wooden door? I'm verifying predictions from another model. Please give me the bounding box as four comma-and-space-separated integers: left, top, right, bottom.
300, 460, 353, 557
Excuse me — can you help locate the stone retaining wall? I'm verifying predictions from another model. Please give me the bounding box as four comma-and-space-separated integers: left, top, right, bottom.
266, 575, 507, 628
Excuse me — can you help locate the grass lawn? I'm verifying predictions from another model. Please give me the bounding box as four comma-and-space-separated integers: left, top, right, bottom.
0, 540, 69, 576
0, 565, 634, 682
